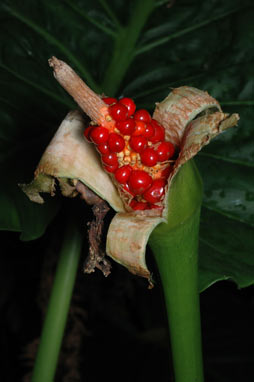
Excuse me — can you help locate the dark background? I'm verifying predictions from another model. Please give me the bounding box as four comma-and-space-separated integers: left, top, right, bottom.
0, 200, 253, 382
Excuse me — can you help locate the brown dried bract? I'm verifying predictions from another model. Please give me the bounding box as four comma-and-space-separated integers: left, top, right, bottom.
75, 181, 111, 276
85, 202, 111, 277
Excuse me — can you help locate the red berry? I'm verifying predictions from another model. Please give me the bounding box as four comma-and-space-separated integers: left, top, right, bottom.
103, 164, 118, 173
115, 165, 132, 184
143, 179, 166, 203
119, 97, 136, 116
130, 200, 149, 211
109, 102, 128, 121
140, 148, 158, 167
128, 170, 152, 195
122, 182, 135, 196
161, 166, 172, 179
149, 120, 165, 143
157, 141, 175, 161
144, 123, 154, 139
102, 97, 117, 105
102, 152, 118, 166
97, 143, 110, 155
132, 120, 146, 136
129, 136, 147, 153
134, 109, 152, 123
116, 119, 136, 135
90, 126, 109, 145
84, 125, 94, 141
134, 109, 151, 123
108, 133, 125, 153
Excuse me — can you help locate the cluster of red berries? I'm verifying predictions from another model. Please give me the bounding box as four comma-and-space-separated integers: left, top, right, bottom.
84, 96, 175, 211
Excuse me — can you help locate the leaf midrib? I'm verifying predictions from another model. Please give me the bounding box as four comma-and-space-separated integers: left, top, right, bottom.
198, 152, 254, 168
0, 63, 74, 108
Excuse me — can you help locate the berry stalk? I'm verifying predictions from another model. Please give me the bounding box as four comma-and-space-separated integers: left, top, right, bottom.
49, 56, 107, 125
149, 159, 204, 382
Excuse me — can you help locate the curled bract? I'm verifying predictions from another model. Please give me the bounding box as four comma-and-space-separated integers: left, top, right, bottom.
21, 57, 239, 282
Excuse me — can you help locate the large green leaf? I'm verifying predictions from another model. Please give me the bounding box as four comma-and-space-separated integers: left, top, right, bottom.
0, 109, 61, 240
0, 0, 253, 289
196, 157, 254, 226
199, 209, 254, 291
0, 161, 61, 241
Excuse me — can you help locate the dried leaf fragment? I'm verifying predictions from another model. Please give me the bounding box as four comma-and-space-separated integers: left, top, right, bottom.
20, 173, 55, 204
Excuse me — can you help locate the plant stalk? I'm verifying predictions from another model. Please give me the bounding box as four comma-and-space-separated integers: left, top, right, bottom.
102, 0, 155, 95
31, 215, 83, 382
149, 160, 204, 382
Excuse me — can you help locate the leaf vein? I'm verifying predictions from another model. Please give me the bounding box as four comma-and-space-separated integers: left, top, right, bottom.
202, 203, 254, 227
3, 4, 100, 92
136, 6, 249, 55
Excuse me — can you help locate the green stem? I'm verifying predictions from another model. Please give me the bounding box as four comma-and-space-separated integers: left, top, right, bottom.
31, 216, 83, 382
102, 0, 155, 95
149, 160, 204, 382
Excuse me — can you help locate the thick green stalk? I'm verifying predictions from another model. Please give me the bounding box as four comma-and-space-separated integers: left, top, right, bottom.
102, 0, 155, 95
149, 160, 204, 382
31, 216, 83, 382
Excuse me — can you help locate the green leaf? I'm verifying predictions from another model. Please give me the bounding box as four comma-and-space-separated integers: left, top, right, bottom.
123, 3, 254, 107
0, 148, 61, 241
196, 157, 254, 226
199, 208, 254, 291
